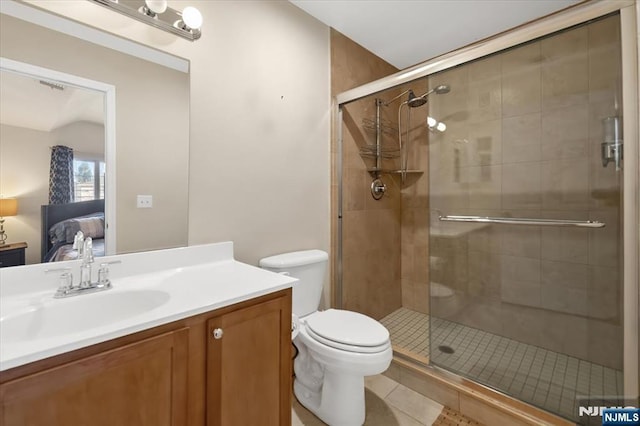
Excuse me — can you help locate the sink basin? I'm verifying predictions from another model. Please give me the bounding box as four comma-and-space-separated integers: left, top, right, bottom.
1, 290, 170, 342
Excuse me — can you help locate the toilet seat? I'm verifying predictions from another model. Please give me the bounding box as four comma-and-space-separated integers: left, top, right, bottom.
304, 309, 390, 354
305, 327, 390, 353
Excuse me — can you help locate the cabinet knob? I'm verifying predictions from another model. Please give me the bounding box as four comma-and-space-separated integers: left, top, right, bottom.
212, 328, 224, 339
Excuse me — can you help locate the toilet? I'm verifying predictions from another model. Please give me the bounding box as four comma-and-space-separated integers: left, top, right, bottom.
259, 250, 392, 426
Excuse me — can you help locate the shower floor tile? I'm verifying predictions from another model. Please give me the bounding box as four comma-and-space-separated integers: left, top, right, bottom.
380, 307, 624, 423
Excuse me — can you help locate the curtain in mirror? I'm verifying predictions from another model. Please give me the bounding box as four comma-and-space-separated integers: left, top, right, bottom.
48, 145, 74, 205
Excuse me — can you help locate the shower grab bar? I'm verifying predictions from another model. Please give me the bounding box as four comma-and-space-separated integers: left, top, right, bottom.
438, 215, 605, 228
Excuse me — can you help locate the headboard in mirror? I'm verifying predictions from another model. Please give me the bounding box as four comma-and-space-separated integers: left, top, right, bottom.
41, 200, 105, 263
0, 3, 190, 266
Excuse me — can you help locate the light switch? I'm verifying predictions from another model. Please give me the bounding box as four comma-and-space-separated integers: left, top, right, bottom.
137, 195, 153, 208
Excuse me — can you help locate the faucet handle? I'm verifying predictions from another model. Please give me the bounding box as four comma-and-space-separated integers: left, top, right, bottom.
45, 267, 74, 291
98, 260, 121, 287
58, 271, 73, 290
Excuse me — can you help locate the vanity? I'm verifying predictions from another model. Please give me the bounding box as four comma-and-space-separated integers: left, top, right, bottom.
0, 242, 295, 425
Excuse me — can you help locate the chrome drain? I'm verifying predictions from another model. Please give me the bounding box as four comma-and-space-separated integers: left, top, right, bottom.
438, 345, 455, 354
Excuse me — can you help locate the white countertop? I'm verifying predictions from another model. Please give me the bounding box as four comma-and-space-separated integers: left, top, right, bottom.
0, 242, 296, 371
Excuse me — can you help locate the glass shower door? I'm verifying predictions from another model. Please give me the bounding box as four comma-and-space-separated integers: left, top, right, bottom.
427, 14, 624, 424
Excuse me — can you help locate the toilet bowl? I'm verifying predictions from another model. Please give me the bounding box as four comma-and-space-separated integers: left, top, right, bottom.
260, 250, 392, 426
294, 309, 392, 425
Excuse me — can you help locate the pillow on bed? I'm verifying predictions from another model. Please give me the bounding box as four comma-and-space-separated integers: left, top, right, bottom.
49, 212, 105, 244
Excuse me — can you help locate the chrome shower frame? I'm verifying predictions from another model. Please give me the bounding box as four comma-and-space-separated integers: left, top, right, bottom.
334, 0, 639, 401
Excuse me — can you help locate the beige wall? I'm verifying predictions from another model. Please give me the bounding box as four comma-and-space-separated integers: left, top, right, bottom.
428, 15, 623, 369
53, 121, 104, 158
183, 1, 330, 270
1, 12, 190, 256
24, 1, 331, 303
331, 29, 402, 319
0, 124, 50, 264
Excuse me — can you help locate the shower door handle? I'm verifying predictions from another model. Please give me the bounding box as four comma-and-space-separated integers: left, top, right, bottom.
438, 215, 605, 228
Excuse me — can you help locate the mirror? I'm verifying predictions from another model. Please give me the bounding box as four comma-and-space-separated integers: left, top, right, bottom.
0, 6, 190, 266
1, 58, 114, 264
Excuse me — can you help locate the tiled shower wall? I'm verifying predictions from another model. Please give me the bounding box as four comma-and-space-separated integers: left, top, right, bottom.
331, 26, 433, 320
331, 29, 403, 320
428, 15, 622, 370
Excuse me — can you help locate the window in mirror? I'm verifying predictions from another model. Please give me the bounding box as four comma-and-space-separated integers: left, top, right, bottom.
73, 157, 105, 202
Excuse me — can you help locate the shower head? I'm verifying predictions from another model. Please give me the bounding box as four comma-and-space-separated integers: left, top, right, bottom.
407, 90, 428, 108
416, 84, 451, 100
383, 85, 450, 107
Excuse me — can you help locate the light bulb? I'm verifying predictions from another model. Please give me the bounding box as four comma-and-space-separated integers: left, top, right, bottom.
182, 6, 203, 30
145, 0, 167, 14
436, 122, 447, 132
427, 116, 437, 128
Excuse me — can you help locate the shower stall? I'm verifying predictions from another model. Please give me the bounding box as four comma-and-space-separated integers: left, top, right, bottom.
335, 4, 638, 425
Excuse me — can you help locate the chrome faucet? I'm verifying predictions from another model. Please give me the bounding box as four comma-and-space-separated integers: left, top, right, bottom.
79, 237, 94, 288
46, 244, 121, 298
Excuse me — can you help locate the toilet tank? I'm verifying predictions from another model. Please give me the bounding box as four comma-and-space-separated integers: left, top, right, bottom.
259, 250, 328, 318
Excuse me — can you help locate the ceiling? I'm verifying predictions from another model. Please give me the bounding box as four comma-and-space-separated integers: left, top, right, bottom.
290, 0, 583, 70
0, 70, 104, 132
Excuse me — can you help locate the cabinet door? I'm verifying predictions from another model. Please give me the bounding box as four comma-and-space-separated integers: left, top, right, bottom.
206, 294, 291, 426
0, 328, 189, 426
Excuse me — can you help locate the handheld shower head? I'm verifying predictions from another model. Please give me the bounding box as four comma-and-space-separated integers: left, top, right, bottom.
434, 84, 451, 94
415, 84, 451, 100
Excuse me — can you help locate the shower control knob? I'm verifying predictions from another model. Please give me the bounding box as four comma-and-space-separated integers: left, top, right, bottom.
212, 328, 224, 339
371, 178, 386, 200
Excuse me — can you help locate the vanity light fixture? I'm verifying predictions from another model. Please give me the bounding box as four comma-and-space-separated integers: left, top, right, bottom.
179, 6, 203, 33
88, 0, 202, 41
140, 0, 167, 17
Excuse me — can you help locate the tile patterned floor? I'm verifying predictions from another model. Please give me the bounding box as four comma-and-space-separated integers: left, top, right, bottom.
380, 307, 624, 423
292, 374, 449, 426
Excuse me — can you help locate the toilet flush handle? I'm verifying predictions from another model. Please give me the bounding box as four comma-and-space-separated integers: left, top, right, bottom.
212, 328, 224, 339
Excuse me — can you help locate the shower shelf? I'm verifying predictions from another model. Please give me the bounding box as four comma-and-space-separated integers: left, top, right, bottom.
359, 147, 400, 159
362, 118, 398, 136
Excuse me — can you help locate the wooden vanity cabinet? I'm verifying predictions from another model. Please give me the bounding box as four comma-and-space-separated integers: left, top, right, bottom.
0, 289, 292, 426
206, 294, 292, 426
0, 329, 189, 426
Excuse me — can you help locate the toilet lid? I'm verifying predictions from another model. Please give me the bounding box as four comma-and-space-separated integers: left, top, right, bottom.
305, 309, 389, 348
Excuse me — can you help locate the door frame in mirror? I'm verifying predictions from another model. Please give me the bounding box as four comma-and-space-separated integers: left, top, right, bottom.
0, 57, 117, 255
